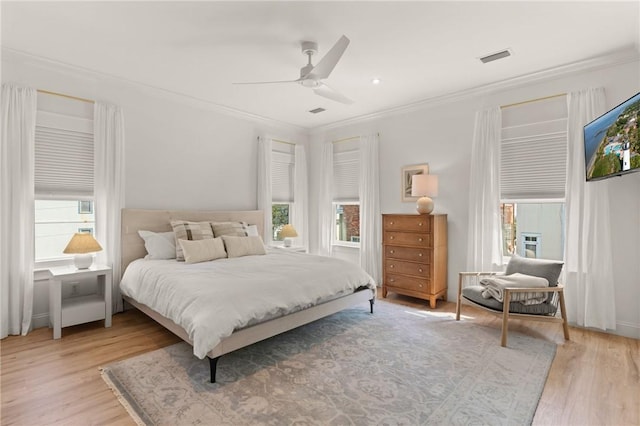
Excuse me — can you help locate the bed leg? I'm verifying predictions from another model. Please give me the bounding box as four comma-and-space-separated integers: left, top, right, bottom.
208, 356, 220, 383
369, 298, 374, 314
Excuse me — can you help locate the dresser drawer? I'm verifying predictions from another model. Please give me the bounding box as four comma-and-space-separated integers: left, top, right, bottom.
385, 274, 430, 293
383, 231, 431, 247
384, 245, 431, 263
385, 259, 430, 278
383, 215, 431, 232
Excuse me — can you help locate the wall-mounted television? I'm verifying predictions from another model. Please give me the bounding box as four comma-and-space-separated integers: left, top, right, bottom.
584, 91, 640, 181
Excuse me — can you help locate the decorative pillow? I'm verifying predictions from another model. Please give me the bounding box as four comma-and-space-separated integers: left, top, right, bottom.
222, 235, 266, 258
178, 237, 227, 264
211, 221, 249, 237
170, 220, 214, 261
245, 224, 259, 237
138, 230, 176, 260
505, 254, 564, 287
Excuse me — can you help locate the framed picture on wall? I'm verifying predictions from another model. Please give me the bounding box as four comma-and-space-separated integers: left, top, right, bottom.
401, 163, 429, 202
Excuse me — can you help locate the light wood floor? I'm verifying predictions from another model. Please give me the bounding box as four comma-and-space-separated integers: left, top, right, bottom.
1, 293, 638, 425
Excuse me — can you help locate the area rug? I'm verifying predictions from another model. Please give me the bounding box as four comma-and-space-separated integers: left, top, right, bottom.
101, 300, 556, 426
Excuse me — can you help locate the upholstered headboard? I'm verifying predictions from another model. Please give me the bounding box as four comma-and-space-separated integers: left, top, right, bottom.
120, 209, 265, 274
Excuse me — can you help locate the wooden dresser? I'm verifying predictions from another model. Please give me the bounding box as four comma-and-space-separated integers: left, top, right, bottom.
382, 214, 447, 308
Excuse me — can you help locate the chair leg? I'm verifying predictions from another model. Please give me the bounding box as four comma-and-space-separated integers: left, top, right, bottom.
558, 290, 570, 341
501, 290, 511, 347
455, 273, 463, 321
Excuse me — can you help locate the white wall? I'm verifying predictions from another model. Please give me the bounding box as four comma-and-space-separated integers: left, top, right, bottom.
2, 50, 309, 329
309, 58, 640, 339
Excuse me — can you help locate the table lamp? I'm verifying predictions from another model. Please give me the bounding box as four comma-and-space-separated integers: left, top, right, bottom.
411, 174, 439, 214
279, 224, 298, 247
63, 233, 103, 269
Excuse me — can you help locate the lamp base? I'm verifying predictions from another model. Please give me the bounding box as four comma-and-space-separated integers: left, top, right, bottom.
416, 196, 434, 214
283, 237, 293, 247
73, 253, 94, 269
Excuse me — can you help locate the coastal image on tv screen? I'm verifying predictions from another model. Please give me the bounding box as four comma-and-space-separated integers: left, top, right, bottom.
584, 92, 640, 181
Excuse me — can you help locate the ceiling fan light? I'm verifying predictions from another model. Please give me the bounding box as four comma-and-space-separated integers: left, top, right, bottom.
372, 78, 381, 85
300, 79, 320, 88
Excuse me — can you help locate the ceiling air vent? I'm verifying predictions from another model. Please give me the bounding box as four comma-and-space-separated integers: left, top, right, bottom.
479, 49, 512, 64
309, 107, 326, 114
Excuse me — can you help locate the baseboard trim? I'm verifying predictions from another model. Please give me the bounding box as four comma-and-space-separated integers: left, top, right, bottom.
32, 313, 50, 330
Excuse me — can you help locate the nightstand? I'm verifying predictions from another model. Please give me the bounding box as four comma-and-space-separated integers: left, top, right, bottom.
271, 245, 307, 253
48, 264, 112, 339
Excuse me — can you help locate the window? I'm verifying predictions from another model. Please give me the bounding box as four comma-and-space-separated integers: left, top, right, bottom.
271, 143, 294, 241
34, 93, 94, 262
333, 202, 360, 246
272, 204, 290, 241
332, 144, 360, 247
500, 96, 567, 261
35, 200, 95, 260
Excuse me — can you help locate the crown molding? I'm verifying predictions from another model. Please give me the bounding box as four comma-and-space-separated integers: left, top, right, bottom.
1, 47, 307, 134
310, 47, 640, 135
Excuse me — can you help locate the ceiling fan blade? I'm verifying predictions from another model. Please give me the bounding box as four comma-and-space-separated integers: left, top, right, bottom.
313, 84, 354, 105
305, 35, 350, 79
232, 79, 299, 85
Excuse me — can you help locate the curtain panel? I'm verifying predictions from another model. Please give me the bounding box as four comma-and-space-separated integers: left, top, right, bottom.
466, 107, 504, 271
94, 102, 125, 313
291, 144, 309, 250
358, 134, 381, 283
257, 137, 273, 245
318, 142, 334, 256
0, 84, 37, 337
564, 88, 616, 330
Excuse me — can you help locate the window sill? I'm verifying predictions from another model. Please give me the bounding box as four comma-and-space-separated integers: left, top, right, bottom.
332, 242, 360, 249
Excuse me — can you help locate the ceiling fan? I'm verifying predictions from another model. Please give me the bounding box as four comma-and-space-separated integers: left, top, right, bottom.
233, 35, 354, 105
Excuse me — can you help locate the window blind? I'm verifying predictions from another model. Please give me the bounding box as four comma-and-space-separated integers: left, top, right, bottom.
333, 150, 359, 201
34, 125, 94, 198
271, 151, 294, 202
501, 96, 568, 200
501, 131, 568, 199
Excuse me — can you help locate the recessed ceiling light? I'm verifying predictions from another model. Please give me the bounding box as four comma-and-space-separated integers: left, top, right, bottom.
371, 78, 382, 85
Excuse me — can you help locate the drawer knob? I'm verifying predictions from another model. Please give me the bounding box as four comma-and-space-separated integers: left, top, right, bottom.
390, 264, 395, 268
418, 253, 423, 257
389, 278, 395, 282
390, 236, 394, 240
389, 221, 394, 225
418, 237, 423, 242
419, 284, 423, 288
390, 250, 395, 254
418, 268, 423, 273
418, 222, 423, 226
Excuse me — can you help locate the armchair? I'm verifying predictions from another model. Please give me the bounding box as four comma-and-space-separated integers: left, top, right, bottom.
456, 256, 570, 347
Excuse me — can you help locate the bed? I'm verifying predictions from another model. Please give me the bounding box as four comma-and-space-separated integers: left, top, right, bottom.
119, 208, 376, 382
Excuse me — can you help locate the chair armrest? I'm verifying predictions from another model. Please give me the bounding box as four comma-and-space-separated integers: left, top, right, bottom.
504, 285, 564, 293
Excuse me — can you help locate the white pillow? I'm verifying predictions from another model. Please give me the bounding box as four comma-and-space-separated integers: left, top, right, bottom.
245, 224, 259, 237
178, 237, 227, 264
222, 235, 266, 258
138, 230, 176, 259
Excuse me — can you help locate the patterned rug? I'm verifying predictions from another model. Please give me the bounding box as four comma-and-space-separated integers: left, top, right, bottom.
101, 300, 556, 426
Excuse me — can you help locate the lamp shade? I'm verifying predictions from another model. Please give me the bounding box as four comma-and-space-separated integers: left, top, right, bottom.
63, 233, 103, 254
411, 174, 439, 197
279, 224, 298, 238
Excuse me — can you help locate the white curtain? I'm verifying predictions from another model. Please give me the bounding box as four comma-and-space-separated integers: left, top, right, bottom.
94, 102, 125, 313
564, 88, 616, 330
466, 107, 504, 271
0, 84, 37, 337
257, 136, 273, 245
358, 134, 381, 283
318, 141, 334, 256
291, 144, 308, 250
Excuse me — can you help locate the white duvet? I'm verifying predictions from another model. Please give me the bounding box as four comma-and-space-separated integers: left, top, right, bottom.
120, 249, 376, 358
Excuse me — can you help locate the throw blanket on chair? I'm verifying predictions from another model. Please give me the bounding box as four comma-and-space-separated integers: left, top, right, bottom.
480, 273, 549, 305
